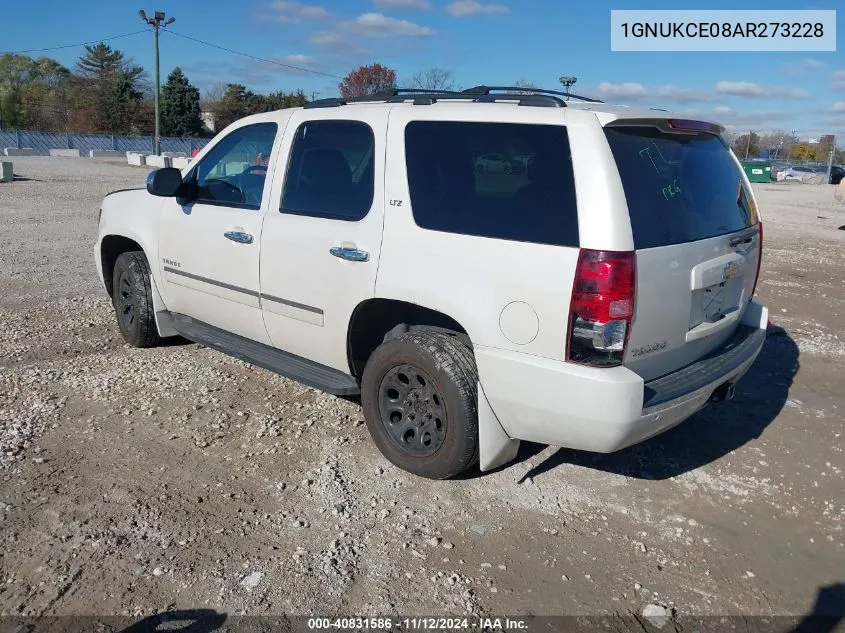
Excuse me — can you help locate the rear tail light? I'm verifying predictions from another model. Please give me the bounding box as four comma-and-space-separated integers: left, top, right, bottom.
752, 222, 763, 296
566, 249, 636, 367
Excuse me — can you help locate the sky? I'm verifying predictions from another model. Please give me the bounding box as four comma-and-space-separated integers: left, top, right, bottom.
4, 0, 844, 140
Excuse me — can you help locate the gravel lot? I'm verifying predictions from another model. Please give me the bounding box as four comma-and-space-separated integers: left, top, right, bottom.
0, 157, 843, 626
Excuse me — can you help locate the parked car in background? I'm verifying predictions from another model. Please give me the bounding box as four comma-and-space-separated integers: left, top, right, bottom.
829, 165, 844, 185
474, 153, 526, 175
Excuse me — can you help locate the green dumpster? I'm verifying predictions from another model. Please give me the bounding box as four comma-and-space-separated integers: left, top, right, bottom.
743, 161, 771, 183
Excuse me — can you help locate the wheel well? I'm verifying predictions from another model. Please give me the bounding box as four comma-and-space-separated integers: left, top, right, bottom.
347, 299, 470, 379
101, 235, 143, 297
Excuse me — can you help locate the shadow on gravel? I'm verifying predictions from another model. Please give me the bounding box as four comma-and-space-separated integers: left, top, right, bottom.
791, 583, 845, 633
118, 609, 227, 633
13, 174, 43, 182
513, 325, 799, 481
838, 224, 845, 231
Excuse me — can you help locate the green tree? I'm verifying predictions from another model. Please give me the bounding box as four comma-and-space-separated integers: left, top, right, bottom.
75, 43, 145, 133
0, 87, 23, 129
160, 67, 202, 137
208, 83, 266, 131
76, 43, 142, 82
264, 89, 308, 110
732, 132, 761, 160
101, 70, 143, 133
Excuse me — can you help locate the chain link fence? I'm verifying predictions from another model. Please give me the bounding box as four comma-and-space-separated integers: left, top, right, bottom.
0, 130, 210, 156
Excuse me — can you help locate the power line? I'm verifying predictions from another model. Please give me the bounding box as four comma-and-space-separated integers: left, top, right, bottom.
4, 29, 151, 55
164, 29, 343, 80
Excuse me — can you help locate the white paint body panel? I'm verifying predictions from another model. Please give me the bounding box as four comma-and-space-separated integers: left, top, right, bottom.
259, 107, 390, 372
95, 99, 768, 470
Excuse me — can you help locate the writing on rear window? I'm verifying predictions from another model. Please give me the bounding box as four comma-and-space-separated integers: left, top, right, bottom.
606, 126, 758, 249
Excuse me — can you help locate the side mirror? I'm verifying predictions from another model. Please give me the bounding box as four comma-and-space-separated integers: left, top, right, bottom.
146, 167, 184, 197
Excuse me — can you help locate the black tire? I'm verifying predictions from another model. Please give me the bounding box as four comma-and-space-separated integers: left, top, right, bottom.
111, 251, 162, 348
361, 330, 479, 479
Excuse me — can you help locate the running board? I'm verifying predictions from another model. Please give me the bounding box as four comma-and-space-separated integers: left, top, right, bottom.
170, 314, 360, 396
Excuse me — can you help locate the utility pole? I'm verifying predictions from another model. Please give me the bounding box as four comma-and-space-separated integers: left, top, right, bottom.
559, 76, 577, 100
826, 135, 836, 184
139, 10, 175, 156
744, 130, 752, 161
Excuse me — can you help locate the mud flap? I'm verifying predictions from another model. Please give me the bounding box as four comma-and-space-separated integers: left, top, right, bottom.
150, 275, 179, 338
478, 383, 520, 471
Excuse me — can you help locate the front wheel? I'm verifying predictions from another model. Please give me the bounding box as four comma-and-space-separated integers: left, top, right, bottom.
112, 251, 162, 348
361, 330, 479, 479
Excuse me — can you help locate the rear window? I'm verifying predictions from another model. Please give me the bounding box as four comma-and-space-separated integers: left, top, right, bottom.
405, 121, 579, 247
605, 126, 759, 249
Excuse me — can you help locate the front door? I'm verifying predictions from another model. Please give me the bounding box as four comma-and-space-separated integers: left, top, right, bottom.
259, 111, 388, 372
158, 121, 280, 344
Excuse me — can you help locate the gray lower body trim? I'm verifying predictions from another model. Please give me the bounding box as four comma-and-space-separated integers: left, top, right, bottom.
261, 293, 324, 315
164, 266, 259, 297
163, 266, 322, 315
642, 325, 766, 411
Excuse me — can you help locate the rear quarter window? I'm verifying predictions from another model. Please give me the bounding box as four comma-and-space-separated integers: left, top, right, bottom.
404, 121, 579, 247
605, 126, 759, 250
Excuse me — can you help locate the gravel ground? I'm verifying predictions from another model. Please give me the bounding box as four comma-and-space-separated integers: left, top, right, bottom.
0, 157, 843, 626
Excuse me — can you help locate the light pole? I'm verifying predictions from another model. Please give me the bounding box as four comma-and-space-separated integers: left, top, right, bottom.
559, 76, 577, 100
139, 9, 175, 156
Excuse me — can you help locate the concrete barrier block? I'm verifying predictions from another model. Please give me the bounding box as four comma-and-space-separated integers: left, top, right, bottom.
49, 149, 81, 157
171, 157, 190, 170
0, 161, 12, 183
127, 153, 147, 166
4, 148, 37, 156
88, 150, 123, 158
146, 155, 172, 168
162, 151, 188, 158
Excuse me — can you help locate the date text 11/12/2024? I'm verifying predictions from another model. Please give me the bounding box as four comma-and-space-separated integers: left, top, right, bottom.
306, 617, 529, 630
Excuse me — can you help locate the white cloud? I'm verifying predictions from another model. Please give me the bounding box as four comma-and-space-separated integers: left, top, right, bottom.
711, 109, 790, 128
597, 81, 647, 99
782, 58, 826, 74
715, 81, 809, 99
309, 32, 368, 54
281, 54, 316, 65
832, 70, 845, 90
268, 1, 329, 23
715, 81, 766, 97
446, 0, 509, 17
833, 102, 845, 112
343, 12, 433, 37
714, 106, 732, 115
373, 0, 430, 9
594, 82, 714, 104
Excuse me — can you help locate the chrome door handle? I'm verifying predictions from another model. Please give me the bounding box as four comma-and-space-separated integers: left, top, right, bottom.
224, 231, 253, 244
330, 247, 369, 262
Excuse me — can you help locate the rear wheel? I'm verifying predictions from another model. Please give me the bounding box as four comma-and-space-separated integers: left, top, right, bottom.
361, 330, 479, 479
112, 251, 162, 348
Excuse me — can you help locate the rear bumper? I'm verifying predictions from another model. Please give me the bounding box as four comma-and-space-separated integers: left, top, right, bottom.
476, 301, 768, 453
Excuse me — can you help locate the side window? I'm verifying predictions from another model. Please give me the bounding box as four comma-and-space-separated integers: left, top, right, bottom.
193, 122, 278, 209
404, 121, 579, 247
281, 120, 375, 221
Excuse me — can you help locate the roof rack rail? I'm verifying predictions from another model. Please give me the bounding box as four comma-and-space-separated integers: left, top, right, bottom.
303, 89, 568, 109
461, 85, 603, 104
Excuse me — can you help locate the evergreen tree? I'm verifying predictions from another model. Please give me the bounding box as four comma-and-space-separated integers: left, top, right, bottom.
265, 89, 308, 110
160, 68, 202, 137
102, 70, 143, 133
75, 43, 145, 132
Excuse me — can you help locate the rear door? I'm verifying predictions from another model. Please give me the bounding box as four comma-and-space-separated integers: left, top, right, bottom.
604, 122, 762, 381
258, 110, 388, 372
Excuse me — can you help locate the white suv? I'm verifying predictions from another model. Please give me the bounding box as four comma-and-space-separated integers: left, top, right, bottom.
95, 86, 767, 479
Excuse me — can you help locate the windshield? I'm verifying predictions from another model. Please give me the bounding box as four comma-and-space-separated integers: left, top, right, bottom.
605, 126, 759, 249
